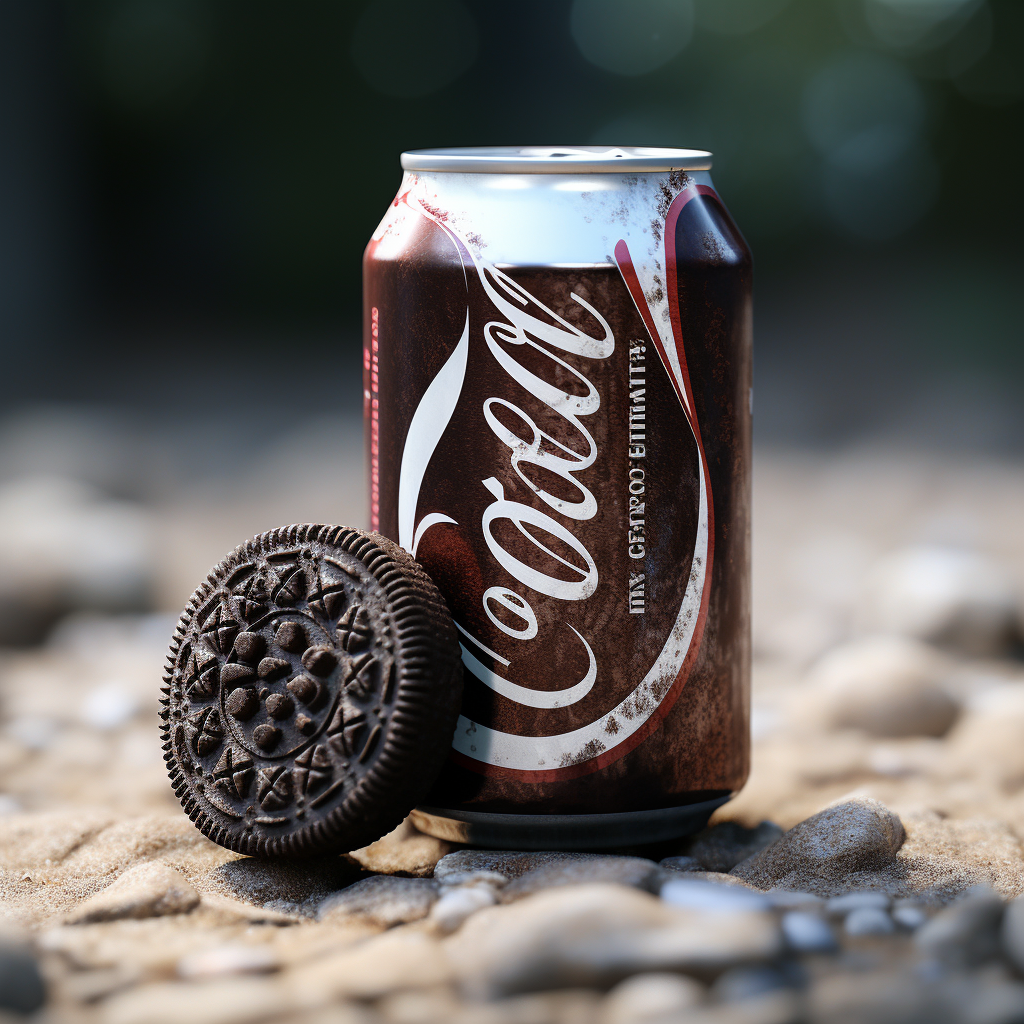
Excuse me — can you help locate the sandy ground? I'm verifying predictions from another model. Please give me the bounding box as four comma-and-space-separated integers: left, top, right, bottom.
2, 443, 1024, 1022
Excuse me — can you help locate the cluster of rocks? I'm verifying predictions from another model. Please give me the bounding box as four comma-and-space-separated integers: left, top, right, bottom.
2, 797, 1024, 1023
1, 451, 1023, 1022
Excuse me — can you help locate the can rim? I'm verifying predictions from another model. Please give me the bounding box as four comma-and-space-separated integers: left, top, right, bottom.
401, 146, 713, 174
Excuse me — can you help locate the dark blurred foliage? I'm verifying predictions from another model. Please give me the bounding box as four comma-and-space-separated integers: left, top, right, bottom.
1, 0, 1021, 445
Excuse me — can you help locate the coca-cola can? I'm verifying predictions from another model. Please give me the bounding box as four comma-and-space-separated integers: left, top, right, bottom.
363, 147, 751, 849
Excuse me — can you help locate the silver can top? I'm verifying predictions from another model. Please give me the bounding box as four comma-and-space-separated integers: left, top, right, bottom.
400, 146, 713, 174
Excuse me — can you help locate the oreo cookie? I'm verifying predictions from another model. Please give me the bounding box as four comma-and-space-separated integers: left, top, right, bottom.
160, 525, 463, 857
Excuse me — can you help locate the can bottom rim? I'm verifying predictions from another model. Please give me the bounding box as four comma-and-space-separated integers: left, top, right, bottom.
411, 795, 732, 851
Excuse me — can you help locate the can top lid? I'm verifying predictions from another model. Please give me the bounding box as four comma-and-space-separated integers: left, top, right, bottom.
400, 146, 713, 174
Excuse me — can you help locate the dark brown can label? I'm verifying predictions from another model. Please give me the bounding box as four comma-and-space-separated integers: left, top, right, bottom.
365, 175, 750, 813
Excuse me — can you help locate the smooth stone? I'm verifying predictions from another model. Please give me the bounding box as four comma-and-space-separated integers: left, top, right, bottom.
685, 821, 784, 873
428, 883, 497, 934
807, 635, 960, 738
892, 904, 929, 930
667, 871, 764, 891
600, 972, 705, 1023
916, 885, 1005, 967
825, 891, 891, 916
288, 928, 453, 1001
318, 875, 439, 928
445, 882, 782, 999
66, 862, 199, 923
176, 945, 279, 980
844, 907, 895, 937
765, 889, 823, 909
348, 817, 456, 878
498, 855, 661, 902
661, 879, 772, 914
781, 911, 837, 952
101, 977, 293, 1024
433, 849, 602, 886
1001, 894, 1024, 973
436, 870, 509, 888
863, 545, 1019, 657
731, 798, 906, 894
0, 943, 46, 1015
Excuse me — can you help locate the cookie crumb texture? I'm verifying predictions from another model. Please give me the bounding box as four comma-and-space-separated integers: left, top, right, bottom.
161, 525, 463, 857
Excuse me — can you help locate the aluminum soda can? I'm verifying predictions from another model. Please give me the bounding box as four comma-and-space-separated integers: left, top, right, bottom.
363, 147, 751, 849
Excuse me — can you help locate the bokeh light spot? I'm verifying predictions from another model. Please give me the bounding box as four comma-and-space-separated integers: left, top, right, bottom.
351, 0, 479, 99
570, 0, 694, 77
694, 0, 792, 36
803, 53, 938, 238
864, 0, 983, 51
802, 53, 925, 170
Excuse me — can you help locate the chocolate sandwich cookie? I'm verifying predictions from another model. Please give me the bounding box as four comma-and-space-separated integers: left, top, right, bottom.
161, 525, 463, 857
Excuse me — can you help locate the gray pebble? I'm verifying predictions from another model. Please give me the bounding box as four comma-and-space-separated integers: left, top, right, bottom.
826, 891, 891, 916
601, 972, 704, 1023
917, 885, 1004, 968
176, 945, 279, 980
428, 884, 496, 933
447, 883, 782, 999
437, 869, 508, 889
731, 799, 905, 892
844, 907, 896, 936
781, 911, 838, 953
318, 875, 439, 928
1002, 895, 1024, 974
434, 849, 597, 886
661, 878, 772, 913
892, 905, 929, 930
499, 856, 660, 903
808, 635, 961, 738
0, 944, 46, 1015
767, 889, 824, 910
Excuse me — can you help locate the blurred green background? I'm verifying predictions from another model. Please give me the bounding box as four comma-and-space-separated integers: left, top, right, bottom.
1, 0, 1021, 447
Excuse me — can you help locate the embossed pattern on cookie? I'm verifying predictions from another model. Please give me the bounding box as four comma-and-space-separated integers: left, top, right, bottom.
161, 525, 463, 857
